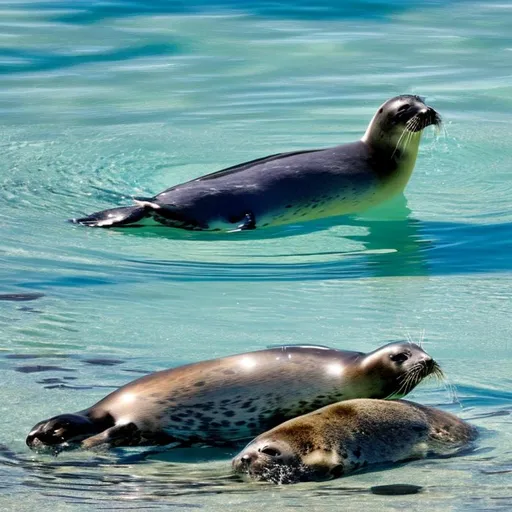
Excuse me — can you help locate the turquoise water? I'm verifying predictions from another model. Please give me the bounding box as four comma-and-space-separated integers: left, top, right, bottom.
1, 0, 511, 509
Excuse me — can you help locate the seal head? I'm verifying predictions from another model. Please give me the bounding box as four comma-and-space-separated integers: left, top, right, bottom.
356, 341, 443, 399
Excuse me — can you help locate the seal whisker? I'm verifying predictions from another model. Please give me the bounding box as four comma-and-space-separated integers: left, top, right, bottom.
402, 369, 420, 394
401, 128, 416, 158
402, 128, 415, 153
418, 329, 426, 349
389, 367, 419, 398
392, 358, 436, 398
434, 369, 460, 406
397, 361, 422, 382
391, 127, 409, 159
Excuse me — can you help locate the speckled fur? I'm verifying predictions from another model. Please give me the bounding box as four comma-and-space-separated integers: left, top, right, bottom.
26, 342, 437, 452
232, 399, 477, 484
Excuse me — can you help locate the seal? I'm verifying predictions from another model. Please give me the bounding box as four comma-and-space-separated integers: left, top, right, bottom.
71, 95, 441, 230
232, 399, 477, 484
26, 341, 441, 453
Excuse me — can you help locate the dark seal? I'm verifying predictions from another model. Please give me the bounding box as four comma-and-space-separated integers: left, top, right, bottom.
71, 95, 441, 231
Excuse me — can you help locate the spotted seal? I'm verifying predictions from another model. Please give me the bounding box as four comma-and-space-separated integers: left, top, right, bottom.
232, 399, 477, 484
26, 342, 441, 453
71, 95, 441, 231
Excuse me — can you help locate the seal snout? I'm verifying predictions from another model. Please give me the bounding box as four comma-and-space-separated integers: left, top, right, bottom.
232, 451, 257, 472
423, 356, 444, 380
232, 439, 303, 483
408, 105, 442, 131
421, 355, 435, 373
232, 444, 276, 471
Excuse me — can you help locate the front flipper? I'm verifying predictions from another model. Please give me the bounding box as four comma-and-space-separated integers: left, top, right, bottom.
81, 423, 141, 449
81, 423, 176, 450
70, 205, 148, 227
228, 212, 256, 232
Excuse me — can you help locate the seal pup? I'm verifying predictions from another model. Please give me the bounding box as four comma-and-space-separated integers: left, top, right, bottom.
26, 342, 441, 454
232, 399, 477, 484
71, 95, 441, 231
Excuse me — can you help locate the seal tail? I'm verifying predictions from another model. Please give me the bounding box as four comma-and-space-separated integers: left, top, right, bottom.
70, 204, 149, 228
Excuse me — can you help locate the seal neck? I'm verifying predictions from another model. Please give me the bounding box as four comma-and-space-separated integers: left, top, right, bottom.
361, 128, 422, 187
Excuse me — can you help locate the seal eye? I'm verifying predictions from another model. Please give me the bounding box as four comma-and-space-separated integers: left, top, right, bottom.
397, 104, 410, 113
390, 352, 409, 364
260, 446, 281, 457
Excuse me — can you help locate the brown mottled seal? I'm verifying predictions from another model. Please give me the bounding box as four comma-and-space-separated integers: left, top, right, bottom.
232, 399, 477, 484
26, 342, 441, 453
71, 95, 441, 230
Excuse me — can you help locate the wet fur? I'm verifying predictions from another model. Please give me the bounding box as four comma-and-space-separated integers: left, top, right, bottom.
232, 399, 476, 484
71, 95, 441, 231
27, 342, 438, 453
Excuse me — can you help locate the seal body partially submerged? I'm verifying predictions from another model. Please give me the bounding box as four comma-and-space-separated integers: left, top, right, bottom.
26, 342, 440, 453
71, 95, 441, 231
232, 399, 477, 484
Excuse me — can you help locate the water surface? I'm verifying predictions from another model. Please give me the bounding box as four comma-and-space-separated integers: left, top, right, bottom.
0, 1, 511, 510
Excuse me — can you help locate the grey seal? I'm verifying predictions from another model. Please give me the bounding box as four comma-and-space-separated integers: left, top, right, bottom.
71, 95, 441, 231
232, 399, 477, 484
26, 342, 441, 453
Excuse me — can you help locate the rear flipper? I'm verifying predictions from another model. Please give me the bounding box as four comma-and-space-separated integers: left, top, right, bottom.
70, 205, 148, 227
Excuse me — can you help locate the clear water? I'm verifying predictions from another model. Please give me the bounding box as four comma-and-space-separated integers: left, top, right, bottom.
1, 0, 511, 510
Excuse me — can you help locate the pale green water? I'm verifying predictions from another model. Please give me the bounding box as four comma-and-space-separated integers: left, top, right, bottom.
0, 1, 511, 510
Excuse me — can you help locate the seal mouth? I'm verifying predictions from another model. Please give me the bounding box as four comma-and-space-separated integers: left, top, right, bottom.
388, 359, 444, 399
406, 107, 442, 132
233, 456, 307, 484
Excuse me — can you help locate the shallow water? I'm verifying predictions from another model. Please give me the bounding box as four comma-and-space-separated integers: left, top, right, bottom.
0, 0, 511, 510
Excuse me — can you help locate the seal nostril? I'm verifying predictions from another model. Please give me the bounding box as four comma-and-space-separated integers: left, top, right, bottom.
423, 358, 435, 372
238, 453, 255, 468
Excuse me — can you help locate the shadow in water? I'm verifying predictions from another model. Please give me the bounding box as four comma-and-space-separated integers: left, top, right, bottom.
116, 194, 512, 280
6, 195, 511, 293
